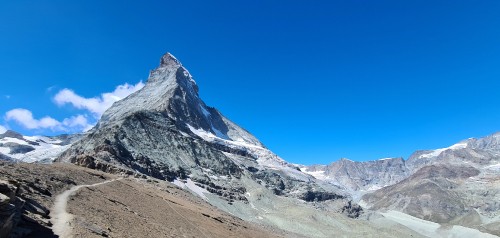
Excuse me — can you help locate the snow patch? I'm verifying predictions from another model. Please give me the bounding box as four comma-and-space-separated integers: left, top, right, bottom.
0, 137, 29, 145
172, 178, 209, 200
212, 126, 229, 140
419, 142, 468, 159
187, 124, 312, 182
200, 105, 211, 118
378, 158, 394, 161
0, 147, 10, 155
302, 169, 328, 180
364, 184, 383, 191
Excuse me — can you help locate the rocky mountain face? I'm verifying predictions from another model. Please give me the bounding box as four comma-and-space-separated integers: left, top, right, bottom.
361, 163, 500, 236
301, 157, 410, 193
357, 133, 500, 236
0, 130, 81, 163
53, 53, 389, 237
303, 133, 500, 193
301, 133, 500, 236
406, 132, 500, 171
58, 53, 343, 203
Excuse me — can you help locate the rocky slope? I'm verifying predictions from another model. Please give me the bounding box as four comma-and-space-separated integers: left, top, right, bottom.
301, 157, 410, 193
301, 132, 500, 236
0, 161, 294, 238
361, 164, 500, 236
406, 132, 500, 171
0, 161, 116, 237
359, 133, 500, 236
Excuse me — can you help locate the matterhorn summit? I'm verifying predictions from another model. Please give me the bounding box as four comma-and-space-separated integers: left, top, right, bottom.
57, 52, 347, 208
97, 52, 260, 147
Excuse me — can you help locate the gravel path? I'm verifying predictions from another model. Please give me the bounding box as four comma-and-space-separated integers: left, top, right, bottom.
50, 178, 121, 238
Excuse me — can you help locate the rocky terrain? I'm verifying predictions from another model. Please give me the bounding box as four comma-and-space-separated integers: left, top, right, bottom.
301, 157, 410, 194
0, 161, 115, 237
303, 132, 500, 237
361, 163, 500, 236
0, 161, 295, 238
0, 161, 421, 238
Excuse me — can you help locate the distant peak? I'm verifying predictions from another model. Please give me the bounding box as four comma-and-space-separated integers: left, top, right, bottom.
0, 130, 23, 139
340, 158, 354, 162
160, 52, 181, 68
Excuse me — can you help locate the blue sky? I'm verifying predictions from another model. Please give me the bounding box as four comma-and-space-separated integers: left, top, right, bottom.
1, 1, 499, 164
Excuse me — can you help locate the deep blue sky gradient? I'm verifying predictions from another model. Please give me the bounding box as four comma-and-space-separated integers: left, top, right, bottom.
1, 1, 500, 164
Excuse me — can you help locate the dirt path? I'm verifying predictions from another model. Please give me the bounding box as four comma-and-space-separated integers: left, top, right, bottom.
50, 178, 121, 238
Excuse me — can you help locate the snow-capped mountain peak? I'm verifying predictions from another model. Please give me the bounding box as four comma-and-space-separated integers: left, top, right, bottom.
58, 52, 339, 205
416, 141, 470, 159
0, 130, 81, 163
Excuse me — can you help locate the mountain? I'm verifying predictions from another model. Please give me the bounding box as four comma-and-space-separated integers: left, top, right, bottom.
301, 157, 410, 194
0, 130, 81, 163
3, 52, 497, 237
56, 53, 421, 237
57, 53, 337, 202
300, 132, 500, 236
360, 133, 500, 236
406, 132, 500, 171
303, 133, 500, 193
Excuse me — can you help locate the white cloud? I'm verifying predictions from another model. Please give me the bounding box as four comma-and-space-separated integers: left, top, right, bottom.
5, 109, 93, 132
0, 125, 7, 134
62, 115, 94, 132
3, 81, 144, 134
4, 95, 11, 99
54, 81, 144, 118
5, 109, 62, 130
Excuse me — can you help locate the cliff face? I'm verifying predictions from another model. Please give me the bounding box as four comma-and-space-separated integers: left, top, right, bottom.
302, 157, 410, 192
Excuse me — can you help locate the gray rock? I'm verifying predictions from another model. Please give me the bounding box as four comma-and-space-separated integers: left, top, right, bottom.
302, 157, 410, 192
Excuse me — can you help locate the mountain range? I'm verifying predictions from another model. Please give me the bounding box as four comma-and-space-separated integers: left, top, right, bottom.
1, 53, 498, 238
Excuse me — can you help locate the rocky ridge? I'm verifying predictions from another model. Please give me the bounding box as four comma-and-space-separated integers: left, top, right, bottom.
302, 132, 500, 236
301, 157, 410, 193
303, 132, 500, 193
